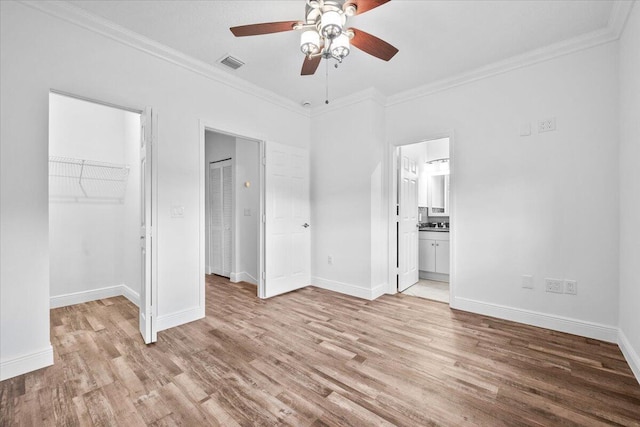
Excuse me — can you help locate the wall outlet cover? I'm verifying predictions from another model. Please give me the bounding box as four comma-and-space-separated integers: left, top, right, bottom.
564, 280, 577, 295
545, 278, 563, 293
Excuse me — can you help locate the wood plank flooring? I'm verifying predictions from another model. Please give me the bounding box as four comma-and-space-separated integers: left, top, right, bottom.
1, 275, 639, 426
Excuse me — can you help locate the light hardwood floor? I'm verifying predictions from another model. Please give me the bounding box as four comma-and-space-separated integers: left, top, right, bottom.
1, 275, 639, 426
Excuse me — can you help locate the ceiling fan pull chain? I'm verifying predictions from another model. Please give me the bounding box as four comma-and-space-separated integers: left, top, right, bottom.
325, 59, 330, 104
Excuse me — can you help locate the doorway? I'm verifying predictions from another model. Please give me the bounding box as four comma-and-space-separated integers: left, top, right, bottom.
391, 136, 453, 304
48, 91, 157, 343
204, 130, 261, 293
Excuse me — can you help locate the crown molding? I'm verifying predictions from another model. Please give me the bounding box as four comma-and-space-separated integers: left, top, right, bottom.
387, 0, 634, 108
20, 0, 311, 118
609, 0, 635, 38
312, 87, 386, 116
19, 0, 633, 118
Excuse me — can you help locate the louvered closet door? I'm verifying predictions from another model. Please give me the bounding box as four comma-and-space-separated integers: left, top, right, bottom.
209, 160, 232, 277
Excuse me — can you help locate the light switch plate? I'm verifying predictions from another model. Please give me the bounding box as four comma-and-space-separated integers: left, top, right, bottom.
521, 275, 534, 289
170, 205, 185, 218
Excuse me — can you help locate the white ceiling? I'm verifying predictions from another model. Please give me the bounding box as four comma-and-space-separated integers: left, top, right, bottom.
67, 0, 615, 107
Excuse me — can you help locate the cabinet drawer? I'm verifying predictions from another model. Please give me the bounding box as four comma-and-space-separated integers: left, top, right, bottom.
419, 231, 450, 241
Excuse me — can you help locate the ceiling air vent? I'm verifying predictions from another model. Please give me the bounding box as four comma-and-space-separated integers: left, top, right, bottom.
219, 55, 244, 70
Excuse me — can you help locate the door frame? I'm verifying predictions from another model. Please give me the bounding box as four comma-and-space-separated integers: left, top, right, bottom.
387, 132, 456, 305
48, 89, 158, 341
199, 120, 266, 299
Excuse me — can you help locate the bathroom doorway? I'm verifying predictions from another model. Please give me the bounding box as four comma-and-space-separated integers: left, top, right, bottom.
392, 136, 452, 304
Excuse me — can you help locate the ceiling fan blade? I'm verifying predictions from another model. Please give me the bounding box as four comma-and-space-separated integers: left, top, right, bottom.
301, 56, 322, 75
345, 0, 390, 15
350, 28, 398, 61
230, 21, 299, 37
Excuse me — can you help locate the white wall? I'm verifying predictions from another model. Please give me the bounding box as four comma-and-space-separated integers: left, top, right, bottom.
310, 94, 387, 299
386, 42, 620, 339
618, 3, 640, 381
49, 93, 140, 304
0, 1, 309, 380
122, 112, 142, 300
311, 42, 621, 341
234, 138, 260, 284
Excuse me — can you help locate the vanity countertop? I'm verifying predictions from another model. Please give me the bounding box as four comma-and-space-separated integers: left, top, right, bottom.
419, 227, 449, 232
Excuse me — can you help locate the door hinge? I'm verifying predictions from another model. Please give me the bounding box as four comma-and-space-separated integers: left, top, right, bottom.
262, 157, 266, 165
262, 214, 266, 223
262, 272, 266, 280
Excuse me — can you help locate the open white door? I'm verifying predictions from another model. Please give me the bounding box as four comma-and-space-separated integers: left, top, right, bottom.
139, 107, 157, 344
263, 141, 310, 298
398, 148, 419, 292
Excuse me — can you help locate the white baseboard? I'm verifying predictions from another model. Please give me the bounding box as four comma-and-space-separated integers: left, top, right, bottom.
230, 271, 258, 285
371, 283, 387, 300
419, 271, 449, 282
50, 284, 139, 309
156, 306, 204, 332
121, 285, 140, 307
311, 276, 386, 301
451, 297, 618, 343
619, 329, 640, 385
0, 345, 54, 381
50, 285, 123, 308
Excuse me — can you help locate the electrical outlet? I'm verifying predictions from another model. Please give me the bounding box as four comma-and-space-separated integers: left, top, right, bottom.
545, 278, 563, 293
521, 275, 534, 289
564, 280, 577, 295
538, 117, 556, 133
328, 255, 333, 265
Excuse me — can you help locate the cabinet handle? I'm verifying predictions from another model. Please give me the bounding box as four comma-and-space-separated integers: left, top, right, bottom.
431, 243, 434, 246
436, 243, 439, 246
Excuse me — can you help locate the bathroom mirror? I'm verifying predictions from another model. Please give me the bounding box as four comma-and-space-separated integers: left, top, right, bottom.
428, 173, 449, 216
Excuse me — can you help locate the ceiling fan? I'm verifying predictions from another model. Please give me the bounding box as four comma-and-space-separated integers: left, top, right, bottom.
230, 0, 398, 76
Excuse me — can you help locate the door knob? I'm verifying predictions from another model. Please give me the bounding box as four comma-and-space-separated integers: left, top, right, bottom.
302, 223, 310, 228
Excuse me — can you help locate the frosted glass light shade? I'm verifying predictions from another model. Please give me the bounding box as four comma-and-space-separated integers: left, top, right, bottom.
331, 33, 350, 59
300, 30, 320, 55
320, 10, 342, 39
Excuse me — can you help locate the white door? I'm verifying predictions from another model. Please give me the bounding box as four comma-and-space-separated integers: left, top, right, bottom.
263, 141, 310, 298
139, 107, 157, 344
209, 160, 232, 277
398, 149, 419, 291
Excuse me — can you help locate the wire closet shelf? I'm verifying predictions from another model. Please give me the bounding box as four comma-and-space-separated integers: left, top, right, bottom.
49, 156, 130, 203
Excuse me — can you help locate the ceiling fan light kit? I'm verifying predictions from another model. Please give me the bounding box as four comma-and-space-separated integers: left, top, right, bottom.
229, 0, 398, 77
